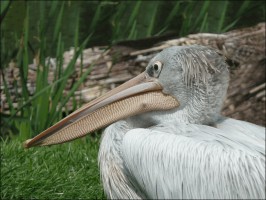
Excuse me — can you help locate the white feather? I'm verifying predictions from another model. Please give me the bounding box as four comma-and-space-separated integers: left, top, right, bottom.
120, 118, 265, 199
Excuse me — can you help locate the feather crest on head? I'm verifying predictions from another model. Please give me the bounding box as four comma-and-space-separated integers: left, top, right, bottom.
172, 45, 228, 86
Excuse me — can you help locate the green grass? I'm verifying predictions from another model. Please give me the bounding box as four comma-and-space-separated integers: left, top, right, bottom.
1, 136, 105, 199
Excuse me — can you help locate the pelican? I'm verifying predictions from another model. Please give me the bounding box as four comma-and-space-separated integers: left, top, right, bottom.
24, 45, 265, 199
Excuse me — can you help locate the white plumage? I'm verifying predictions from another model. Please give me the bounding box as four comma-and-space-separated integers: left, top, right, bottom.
99, 118, 265, 199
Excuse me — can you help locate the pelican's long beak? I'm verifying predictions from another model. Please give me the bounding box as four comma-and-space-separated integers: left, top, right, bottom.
24, 72, 179, 148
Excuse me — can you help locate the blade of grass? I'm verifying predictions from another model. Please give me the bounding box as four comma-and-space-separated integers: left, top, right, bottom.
146, 2, 159, 37
180, 3, 194, 36
52, 2, 65, 42
88, 2, 101, 32
111, 2, 126, 42
217, 1, 229, 33
221, 18, 239, 32
53, 32, 63, 86
39, 1, 45, 32
74, 9, 80, 50
193, 1, 210, 31
236, 1, 250, 18
48, 1, 59, 17
165, 2, 180, 25
128, 20, 137, 40
49, 34, 65, 121
126, 1, 141, 33
74, 11, 84, 110
33, 8, 51, 132
199, 12, 209, 32
0, 70, 15, 114
17, 5, 30, 102
0, 0, 12, 23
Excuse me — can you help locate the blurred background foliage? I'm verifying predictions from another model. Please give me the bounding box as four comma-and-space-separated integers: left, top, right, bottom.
2, 1, 265, 54
0, 0, 265, 139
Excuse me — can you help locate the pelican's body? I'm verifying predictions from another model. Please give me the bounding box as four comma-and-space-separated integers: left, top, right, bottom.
100, 118, 265, 199
25, 45, 265, 199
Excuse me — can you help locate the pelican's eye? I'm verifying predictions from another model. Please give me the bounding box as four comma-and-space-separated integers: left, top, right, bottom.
147, 61, 163, 78
153, 61, 162, 71
150, 61, 163, 77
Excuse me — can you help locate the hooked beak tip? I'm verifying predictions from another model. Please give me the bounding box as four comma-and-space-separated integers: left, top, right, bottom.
23, 139, 32, 148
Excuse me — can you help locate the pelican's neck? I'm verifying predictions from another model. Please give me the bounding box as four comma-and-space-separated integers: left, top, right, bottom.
178, 85, 221, 123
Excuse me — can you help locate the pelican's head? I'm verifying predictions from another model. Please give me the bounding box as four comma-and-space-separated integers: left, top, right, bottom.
128, 45, 229, 127
24, 45, 229, 148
